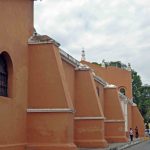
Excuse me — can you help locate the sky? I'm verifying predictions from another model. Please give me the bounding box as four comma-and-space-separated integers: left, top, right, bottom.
34, 0, 150, 85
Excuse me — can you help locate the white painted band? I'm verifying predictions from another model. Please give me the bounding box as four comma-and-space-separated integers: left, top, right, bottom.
94, 76, 107, 86
74, 116, 105, 120
104, 120, 125, 123
27, 108, 74, 113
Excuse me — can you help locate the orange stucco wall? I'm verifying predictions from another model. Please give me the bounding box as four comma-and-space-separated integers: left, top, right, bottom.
94, 81, 105, 111
75, 70, 103, 117
0, 1, 145, 149
104, 88, 128, 142
132, 106, 145, 137
81, 61, 133, 99
82, 61, 144, 138
104, 88, 124, 120
0, 0, 33, 149
28, 44, 72, 108
27, 113, 76, 150
128, 105, 133, 133
74, 70, 107, 148
82, 61, 133, 132
62, 60, 75, 106
27, 43, 77, 150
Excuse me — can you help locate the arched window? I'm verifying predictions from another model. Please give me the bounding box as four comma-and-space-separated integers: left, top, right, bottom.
0, 55, 8, 96
120, 88, 126, 95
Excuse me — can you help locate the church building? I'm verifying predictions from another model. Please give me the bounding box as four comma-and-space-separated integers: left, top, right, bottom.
0, 1, 144, 150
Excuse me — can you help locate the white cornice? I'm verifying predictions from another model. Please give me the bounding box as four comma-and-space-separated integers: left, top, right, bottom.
104, 84, 117, 89
104, 120, 125, 123
94, 75, 108, 86
59, 48, 80, 67
74, 63, 93, 71
27, 108, 74, 113
28, 34, 60, 47
74, 116, 105, 120
132, 103, 137, 106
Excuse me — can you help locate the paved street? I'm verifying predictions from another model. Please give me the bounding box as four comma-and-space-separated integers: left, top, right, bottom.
79, 138, 149, 150
125, 140, 150, 150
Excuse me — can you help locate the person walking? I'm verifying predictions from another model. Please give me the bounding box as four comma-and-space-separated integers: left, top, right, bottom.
145, 122, 149, 137
135, 126, 139, 138
129, 128, 133, 142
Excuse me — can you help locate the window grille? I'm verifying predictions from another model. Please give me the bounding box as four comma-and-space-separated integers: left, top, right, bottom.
120, 88, 126, 96
0, 55, 8, 96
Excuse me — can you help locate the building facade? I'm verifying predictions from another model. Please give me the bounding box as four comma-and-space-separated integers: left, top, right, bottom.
0, 1, 144, 150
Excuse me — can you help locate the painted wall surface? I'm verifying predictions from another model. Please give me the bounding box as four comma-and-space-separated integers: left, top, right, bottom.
81, 61, 132, 99
128, 105, 133, 133
62, 60, 75, 106
0, 0, 33, 149
74, 70, 107, 148
104, 122, 127, 143
27, 43, 77, 150
132, 106, 145, 137
75, 120, 107, 148
28, 44, 72, 108
0, 1, 145, 149
81, 61, 145, 138
75, 70, 103, 117
104, 88, 127, 142
104, 88, 124, 120
94, 81, 105, 111
27, 113, 76, 150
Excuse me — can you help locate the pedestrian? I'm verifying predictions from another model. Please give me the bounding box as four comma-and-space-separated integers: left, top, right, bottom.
148, 129, 150, 138
145, 122, 149, 137
135, 126, 139, 138
145, 122, 149, 130
129, 128, 133, 142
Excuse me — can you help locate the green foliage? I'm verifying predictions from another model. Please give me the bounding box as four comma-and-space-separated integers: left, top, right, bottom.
132, 70, 142, 105
109, 61, 127, 68
92, 60, 127, 69
138, 85, 150, 122
92, 62, 101, 66
131, 70, 150, 122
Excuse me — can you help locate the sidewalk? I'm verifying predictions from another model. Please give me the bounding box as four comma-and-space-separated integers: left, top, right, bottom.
79, 138, 147, 150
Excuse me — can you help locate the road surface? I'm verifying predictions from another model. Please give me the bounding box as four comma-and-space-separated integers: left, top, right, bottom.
125, 140, 150, 150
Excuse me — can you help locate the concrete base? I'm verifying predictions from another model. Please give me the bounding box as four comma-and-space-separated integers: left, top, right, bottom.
75, 139, 108, 148
27, 143, 78, 150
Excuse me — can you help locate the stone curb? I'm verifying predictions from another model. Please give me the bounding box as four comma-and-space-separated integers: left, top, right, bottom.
106, 138, 145, 150
79, 138, 148, 150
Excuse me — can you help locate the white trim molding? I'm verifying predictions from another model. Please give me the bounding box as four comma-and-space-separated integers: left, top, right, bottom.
104, 120, 125, 123
60, 48, 80, 67
28, 33, 60, 47
94, 75, 108, 86
74, 116, 105, 120
104, 84, 117, 89
27, 108, 74, 113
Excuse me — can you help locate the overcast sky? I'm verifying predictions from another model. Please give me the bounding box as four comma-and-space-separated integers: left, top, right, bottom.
34, 0, 150, 85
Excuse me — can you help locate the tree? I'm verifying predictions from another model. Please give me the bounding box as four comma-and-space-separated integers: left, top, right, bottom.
92, 62, 101, 66
139, 85, 150, 122
131, 70, 142, 105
